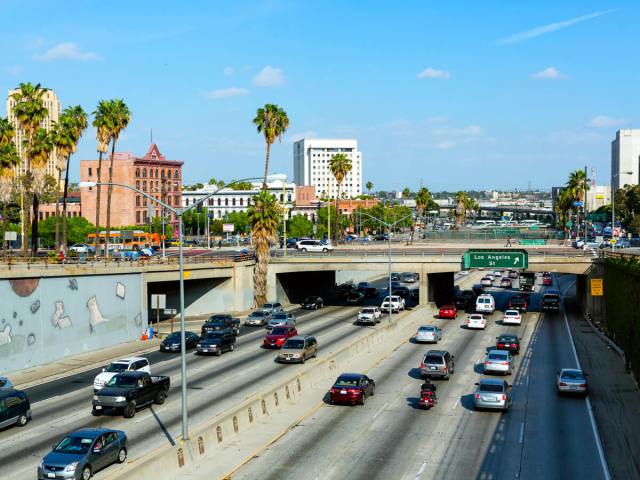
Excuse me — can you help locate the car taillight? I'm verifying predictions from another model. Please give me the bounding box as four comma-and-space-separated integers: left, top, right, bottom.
502, 395, 506, 400
501, 362, 509, 365
497, 343, 504, 347
475, 393, 480, 399
484, 361, 489, 365
443, 365, 448, 372
348, 388, 359, 395
579, 383, 586, 388
419, 363, 425, 369
559, 382, 568, 387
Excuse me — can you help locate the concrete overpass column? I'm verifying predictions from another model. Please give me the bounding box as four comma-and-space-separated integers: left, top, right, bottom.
233, 264, 254, 312
419, 264, 429, 305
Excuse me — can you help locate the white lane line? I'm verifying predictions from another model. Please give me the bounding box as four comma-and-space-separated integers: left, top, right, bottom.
563, 309, 612, 480
415, 461, 427, 479
372, 402, 388, 420
450, 397, 460, 411
518, 422, 525, 444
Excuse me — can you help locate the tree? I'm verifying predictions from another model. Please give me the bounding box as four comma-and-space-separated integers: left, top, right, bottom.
412, 187, 437, 243
288, 214, 314, 238
253, 104, 289, 187
226, 211, 250, 233
454, 191, 468, 226
402, 187, 411, 199
0, 118, 20, 251
103, 99, 131, 258
208, 178, 225, 188
229, 180, 254, 191
248, 190, 281, 307
38, 216, 94, 248
92, 100, 112, 255
366, 181, 373, 195
150, 215, 174, 240
61, 106, 87, 249
10, 82, 49, 254
25, 128, 53, 253
328, 153, 352, 241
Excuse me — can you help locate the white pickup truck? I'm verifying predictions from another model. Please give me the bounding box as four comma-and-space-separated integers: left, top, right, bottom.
357, 307, 381, 325
380, 295, 405, 313
93, 357, 151, 392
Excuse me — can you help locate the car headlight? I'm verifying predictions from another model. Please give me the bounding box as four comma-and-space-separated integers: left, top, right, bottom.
292, 354, 301, 358
115, 396, 126, 402
64, 462, 78, 473
40, 459, 45, 469
196, 344, 201, 348
93, 395, 98, 401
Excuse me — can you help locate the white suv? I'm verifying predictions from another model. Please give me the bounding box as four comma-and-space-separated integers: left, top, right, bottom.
93, 357, 150, 391
475, 294, 495, 314
381, 295, 405, 313
296, 239, 334, 253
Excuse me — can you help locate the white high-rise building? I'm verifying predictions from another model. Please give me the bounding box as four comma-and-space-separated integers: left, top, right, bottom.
293, 138, 362, 198
611, 129, 640, 191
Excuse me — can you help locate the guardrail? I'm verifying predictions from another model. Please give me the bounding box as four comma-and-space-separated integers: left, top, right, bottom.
271, 248, 594, 259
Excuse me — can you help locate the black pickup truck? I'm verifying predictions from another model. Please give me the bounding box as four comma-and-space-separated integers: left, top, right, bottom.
202, 314, 240, 336
92, 371, 170, 418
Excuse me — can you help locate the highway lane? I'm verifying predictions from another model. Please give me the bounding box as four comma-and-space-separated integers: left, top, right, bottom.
233, 275, 607, 480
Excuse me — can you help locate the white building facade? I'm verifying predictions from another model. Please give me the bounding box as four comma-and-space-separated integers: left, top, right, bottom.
611, 129, 640, 191
586, 185, 611, 212
293, 138, 362, 198
182, 181, 296, 220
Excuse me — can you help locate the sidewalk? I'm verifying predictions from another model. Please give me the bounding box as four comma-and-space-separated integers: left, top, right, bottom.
568, 306, 640, 479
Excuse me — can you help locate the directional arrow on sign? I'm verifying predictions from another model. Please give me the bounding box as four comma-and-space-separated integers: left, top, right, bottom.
514, 257, 520, 265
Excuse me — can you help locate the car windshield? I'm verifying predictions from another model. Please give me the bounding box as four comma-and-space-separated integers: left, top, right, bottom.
204, 333, 222, 340
488, 353, 508, 361
270, 328, 288, 335
470, 315, 482, 320
479, 383, 505, 393
424, 355, 444, 364
105, 363, 128, 373
272, 313, 288, 320
250, 311, 266, 317
561, 370, 585, 381
419, 327, 435, 332
334, 377, 360, 387
505, 311, 519, 316
106, 375, 138, 388
304, 297, 316, 303
499, 336, 517, 342
54, 435, 94, 454
283, 340, 304, 349
165, 333, 180, 342
362, 309, 375, 314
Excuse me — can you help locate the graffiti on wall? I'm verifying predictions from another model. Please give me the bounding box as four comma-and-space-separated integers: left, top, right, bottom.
0, 273, 146, 374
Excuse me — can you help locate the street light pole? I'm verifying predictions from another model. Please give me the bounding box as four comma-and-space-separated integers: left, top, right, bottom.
79, 173, 284, 441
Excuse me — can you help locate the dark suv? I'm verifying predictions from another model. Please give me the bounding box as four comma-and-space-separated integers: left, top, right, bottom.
196, 329, 236, 356
0, 389, 31, 428
419, 350, 455, 380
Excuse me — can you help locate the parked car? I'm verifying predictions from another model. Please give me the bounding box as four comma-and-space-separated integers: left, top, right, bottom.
202, 314, 240, 336
285, 237, 298, 249
380, 295, 405, 313
467, 314, 487, 330
268, 312, 296, 330
259, 302, 283, 314
496, 334, 521, 355
38, 428, 127, 480
93, 357, 150, 392
415, 325, 442, 344
69, 243, 95, 254
301, 296, 324, 310
0, 388, 31, 428
160, 331, 199, 352
263, 326, 298, 348
419, 350, 455, 379
484, 350, 513, 375
502, 309, 522, 325
346, 291, 365, 305
245, 310, 272, 326
475, 294, 495, 314
508, 296, 528, 312
438, 304, 457, 319
473, 379, 512, 411
92, 372, 170, 418
278, 335, 318, 363
196, 329, 236, 355
357, 307, 381, 325
480, 277, 493, 287
296, 239, 334, 252
329, 373, 375, 405
557, 368, 588, 395
499, 278, 512, 288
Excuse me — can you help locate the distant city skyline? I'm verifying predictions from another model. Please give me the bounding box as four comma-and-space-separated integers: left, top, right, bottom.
0, 1, 637, 191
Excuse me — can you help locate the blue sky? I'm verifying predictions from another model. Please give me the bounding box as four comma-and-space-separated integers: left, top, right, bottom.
1, 0, 638, 191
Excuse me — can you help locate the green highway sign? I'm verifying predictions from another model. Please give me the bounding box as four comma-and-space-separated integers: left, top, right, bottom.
464, 249, 528, 269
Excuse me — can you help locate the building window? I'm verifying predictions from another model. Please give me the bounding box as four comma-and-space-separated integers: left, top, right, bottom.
186, 198, 190, 206
143, 197, 148, 207
161, 170, 165, 179
225, 198, 228, 206
143, 168, 147, 178
232, 198, 236, 206
174, 170, 179, 179
155, 181, 159, 190
239, 198, 243, 206
174, 195, 179, 206
136, 196, 140, 206
167, 196, 172, 206
136, 211, 141, 223
208, 198, 213, 206
136, 180, 140, 190
88, 167, 93, 176
217, 198, 221, 206
143, 181, 147, 190
135, 168, 140, 178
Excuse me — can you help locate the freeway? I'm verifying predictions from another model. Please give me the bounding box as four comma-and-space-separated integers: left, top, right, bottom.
233, 275, 608, 480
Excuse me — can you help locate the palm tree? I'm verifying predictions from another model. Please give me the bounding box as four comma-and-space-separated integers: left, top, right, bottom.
402, 187, 411, 199
366, 181, 373, 195
61, 106, 87, 249
25, 128, 53, 253
464, 196, 480, 222
555, 188, 573, 236
566, 170, 588, 238
0, 118, 20, 251
253, 104, 289, 188
10, 82, 49, 254
328, 153, 352, 242
454, 191, 468, 226
103, 99, 131, 258
92, 100, 112, 256
248, 190, 281, 307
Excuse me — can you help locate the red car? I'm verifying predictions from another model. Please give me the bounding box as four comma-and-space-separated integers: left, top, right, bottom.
263, 326, 297, 348
329, 373, 376, 405
439, 305, 457, 319
543, 276, 553, 286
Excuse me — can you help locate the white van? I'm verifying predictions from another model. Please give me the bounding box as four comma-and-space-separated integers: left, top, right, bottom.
475, 294, 495, 314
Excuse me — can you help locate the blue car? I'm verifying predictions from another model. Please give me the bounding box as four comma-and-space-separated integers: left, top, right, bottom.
38, 428, 127, 480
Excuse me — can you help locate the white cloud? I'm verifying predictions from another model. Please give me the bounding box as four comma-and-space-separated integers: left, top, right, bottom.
436, 140, 455, 150
3, 65, 23, 76
497, 9, 618, 44
33, 42, 102, 61
202, 87, 250, 100
223, 66, 234, 76
417, 68, 451, 79
252, 66, 286, 87
531, 67, 568, 80
588, 115, 628, 128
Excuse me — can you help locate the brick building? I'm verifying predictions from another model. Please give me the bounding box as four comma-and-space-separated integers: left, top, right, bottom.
80, 144, 183, 227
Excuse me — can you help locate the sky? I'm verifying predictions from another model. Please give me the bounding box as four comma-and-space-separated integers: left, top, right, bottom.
0, 0, 638, 191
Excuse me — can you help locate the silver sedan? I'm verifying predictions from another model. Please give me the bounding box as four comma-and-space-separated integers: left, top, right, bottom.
473, 379, 512, 411
415, 325, 442, 343
557, 368, 588, 395
483, 350, 513, 375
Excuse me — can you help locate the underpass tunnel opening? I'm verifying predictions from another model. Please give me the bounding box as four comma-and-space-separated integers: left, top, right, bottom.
276, 271, 336, 305
428, 272, 455, 307
147, 277, 230, 322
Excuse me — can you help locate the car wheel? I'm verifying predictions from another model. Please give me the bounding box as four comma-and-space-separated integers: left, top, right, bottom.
91, 407, 101, 417
301, 355, 306, 364
301, 248, 307, 252
360, 393, 366, 405
371, 385, 375, 396
314, 305, 318, 310
154, 390, 167, 405
230, 343, 235, 351
117, 447, 127, 464
81, 465, 92, 480
216, 348, 222, 357
444, 373, 450, 380
16, 413, 28, 426
123, 402, 136, 418
323, 248, 328, 253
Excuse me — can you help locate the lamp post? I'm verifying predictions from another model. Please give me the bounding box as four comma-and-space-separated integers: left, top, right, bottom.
79, 173, 285, 440
611, 170, 633, 252
359, 211, 413, 324
280, 177, 289, 256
